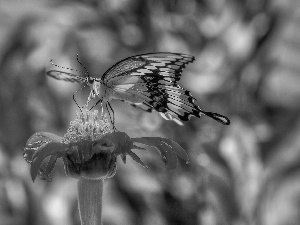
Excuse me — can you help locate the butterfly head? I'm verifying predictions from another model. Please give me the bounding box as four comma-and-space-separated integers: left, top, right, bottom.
86, 77, 95, 86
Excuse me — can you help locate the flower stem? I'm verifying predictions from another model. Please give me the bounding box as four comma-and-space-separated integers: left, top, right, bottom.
77, 179, 104, 225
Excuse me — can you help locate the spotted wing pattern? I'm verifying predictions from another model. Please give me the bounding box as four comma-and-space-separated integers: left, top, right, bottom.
46, 70, 87, 83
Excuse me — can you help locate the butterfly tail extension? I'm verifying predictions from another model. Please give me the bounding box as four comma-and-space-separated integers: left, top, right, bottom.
199, 110, 230, 125
153, 91, 230, 125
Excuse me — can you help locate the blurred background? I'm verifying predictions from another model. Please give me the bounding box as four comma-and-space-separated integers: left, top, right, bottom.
1, 0, 300, 224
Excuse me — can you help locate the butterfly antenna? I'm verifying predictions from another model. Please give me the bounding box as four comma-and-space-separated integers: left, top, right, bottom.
199, 109, 230, 125
76, 54, 89, 78
49, 59, 88, 75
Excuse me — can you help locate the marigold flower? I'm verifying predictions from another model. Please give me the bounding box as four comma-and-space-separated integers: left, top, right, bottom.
23, 108, 189, 182
24, 108, 189, 225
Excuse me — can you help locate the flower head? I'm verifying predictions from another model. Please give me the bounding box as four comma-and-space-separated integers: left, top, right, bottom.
24, 109, 189, 182
62, 108, 111, 144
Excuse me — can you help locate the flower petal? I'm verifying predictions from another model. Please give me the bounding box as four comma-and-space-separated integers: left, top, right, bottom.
26, 132, 63, 145
100, 132, 133, 155
31, 142, 68, 182
126, 150, 148, 169
158, 139, 189, 163
24, 132, 64, 163
159, 141, 178, 171
39, 155, 58, 182
131, 137, 189, 171
132, 137, 189, 162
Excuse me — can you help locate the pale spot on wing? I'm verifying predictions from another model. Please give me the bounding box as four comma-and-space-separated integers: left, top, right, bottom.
159, 72, 173, 76
147, 57, 176, 61
161, 77, 175, 82
166, 111, 179, 121
133, 103, 152, 111
173, 118, 184, 125
167, 103, 186, 116
115, 84, 135, 90
165, 113, 173, 120
131, 72, 144, 76
151, 63, 166, 67
159, 112, 170, 120
145, 65, 157, 70
136, 69, 153, 74
167, 65, 180, 69
119, 83, 148, 92
114, 76, 140, 84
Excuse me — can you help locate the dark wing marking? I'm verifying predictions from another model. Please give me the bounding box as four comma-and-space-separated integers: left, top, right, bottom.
102, 52, 195, 86
46, 70, 86, 83
117, 82, 230, 125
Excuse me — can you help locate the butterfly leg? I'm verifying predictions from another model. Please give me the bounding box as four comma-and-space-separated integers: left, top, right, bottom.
106, 102, 117, 132
89, 98, 102, 111
73, 85, 87, 112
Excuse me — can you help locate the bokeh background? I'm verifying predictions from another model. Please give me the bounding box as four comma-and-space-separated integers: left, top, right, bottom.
1, 0, 300, 224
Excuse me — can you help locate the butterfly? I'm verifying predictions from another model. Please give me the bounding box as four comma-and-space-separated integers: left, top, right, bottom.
46, 53, 230, 126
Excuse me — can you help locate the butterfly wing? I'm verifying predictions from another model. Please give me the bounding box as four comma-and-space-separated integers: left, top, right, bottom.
116, 81, 230, 125
101, 52, 194, 107
102, 52, 230, 125
103, 52, 194, 85
46, 70, 86, 83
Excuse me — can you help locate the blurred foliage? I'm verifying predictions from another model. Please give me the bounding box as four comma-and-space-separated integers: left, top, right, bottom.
1, 0, 300, 225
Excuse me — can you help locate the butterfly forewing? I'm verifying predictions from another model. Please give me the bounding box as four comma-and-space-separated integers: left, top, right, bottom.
103, 53, 195, 86
46, 70, 86, 83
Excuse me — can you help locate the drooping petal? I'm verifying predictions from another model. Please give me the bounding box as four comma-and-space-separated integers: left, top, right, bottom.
100, 132, 133, 155
131, 137, 189, 171
24, 132, 64, 163
39, 155, 58, 182
26, 132, 63, 144
31, 142, 68, 182
126, 150, 148, 169
132, 137, 189, 162
133, 139, 177, 171
158, 138, 189, 163
159, 141, 178, 171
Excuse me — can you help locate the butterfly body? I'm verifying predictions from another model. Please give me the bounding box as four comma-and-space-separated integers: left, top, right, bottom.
47, 53, 230, 125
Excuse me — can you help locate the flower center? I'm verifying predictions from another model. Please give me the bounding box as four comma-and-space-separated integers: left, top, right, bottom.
62, 108, 112, 144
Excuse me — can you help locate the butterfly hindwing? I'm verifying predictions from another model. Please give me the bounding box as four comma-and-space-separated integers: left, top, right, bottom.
46, 70, 86, 83
113, 81, 201, 124
144, 84, 201, 122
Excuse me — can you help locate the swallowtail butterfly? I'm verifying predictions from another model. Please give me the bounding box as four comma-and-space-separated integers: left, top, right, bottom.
46, 53, 230, 125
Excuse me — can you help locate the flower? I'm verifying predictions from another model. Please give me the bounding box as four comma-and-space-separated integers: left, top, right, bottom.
23, 108, 189, 182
